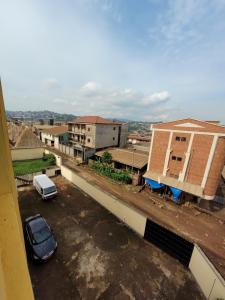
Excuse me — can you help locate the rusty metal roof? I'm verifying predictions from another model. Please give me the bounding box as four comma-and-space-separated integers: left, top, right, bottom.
96, 148, 148, 169
42, 125, 68, 135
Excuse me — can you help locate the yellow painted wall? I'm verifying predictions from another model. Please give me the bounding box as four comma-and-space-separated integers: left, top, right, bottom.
0, 81, 34, 300
11, 147, 44, 161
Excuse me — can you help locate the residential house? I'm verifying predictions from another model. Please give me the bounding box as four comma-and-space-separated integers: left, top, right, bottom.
68, 116, 128, 161
41, 125, 69, 149
128, 134, 151, 144
144, 118, 225, 202
95, 148, 148, 185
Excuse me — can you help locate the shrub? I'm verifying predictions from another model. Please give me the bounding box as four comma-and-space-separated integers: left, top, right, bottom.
92, 161, 131, 184
101, 151, 112, 164
42, 153, 55, 165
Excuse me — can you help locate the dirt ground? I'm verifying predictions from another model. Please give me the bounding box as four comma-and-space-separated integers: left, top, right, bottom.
61, 160, 225, 278
19, 177, 204, 300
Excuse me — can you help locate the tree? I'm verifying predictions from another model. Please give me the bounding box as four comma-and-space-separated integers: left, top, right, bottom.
102, 151, 112, 165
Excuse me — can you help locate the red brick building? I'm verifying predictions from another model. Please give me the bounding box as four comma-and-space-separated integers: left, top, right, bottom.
144, 119, 225, 201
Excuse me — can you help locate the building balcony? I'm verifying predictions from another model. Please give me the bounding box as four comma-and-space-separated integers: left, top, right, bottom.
68, 130, 85, 135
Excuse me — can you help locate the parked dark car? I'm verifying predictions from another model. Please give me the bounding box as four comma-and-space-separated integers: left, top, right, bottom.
24, 214, 57, 262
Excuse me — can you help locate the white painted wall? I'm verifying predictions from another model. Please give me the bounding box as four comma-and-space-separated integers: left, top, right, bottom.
41, 132, 54, 146
54, 136, 59, 149
44, 149, 62, 167
189, 245, 225, 299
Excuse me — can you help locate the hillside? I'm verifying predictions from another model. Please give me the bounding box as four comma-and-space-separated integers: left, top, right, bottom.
6, 110, 76, 122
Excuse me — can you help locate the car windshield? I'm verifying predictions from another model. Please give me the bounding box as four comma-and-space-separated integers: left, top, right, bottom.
44, 186, 56, 195
33, 226, 52, 244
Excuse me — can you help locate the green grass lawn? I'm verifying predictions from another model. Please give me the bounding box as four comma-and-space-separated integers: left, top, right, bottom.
13, 155, 55, 176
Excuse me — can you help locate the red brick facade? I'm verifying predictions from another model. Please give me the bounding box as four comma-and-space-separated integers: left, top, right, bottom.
147, 119, 225, 200
150, 131, 170, 174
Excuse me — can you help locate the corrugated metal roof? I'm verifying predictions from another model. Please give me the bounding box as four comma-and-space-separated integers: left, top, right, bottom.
96, 148, 148, 169
15, 127, 43, 148
42, 125, 68, 135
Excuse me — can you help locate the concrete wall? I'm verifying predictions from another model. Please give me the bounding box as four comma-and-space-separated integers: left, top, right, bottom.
85, 148, 96, 160
58, 144, 74, 156
189, 244, 225, 299
60, 164, 147, 236
11, 147, 44, 161
95, 124, 119, 149
44, 149, 62, 167
84, 124, 96, 148
119, 124, 128, 147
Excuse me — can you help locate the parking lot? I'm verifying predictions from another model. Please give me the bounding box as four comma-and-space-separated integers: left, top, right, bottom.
19, 176, 204, 300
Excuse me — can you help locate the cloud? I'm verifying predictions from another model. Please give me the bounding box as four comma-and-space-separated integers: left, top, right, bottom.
53, 98, 68, 104
142, 91, 170, 105
43, 78, 61, 91
80, 81, 101, 96
148, 0, 225, 58
69, 81, 171, 121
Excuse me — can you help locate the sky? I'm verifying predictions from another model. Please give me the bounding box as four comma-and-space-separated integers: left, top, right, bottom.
1, 0, 225, 122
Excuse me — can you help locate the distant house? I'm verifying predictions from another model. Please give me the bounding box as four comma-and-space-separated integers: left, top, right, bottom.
41, 126, 68, 149
67, 116, 128, 161
128, 134, 151, 144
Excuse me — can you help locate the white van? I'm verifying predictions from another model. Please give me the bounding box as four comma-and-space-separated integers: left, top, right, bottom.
33, 174, 57, 200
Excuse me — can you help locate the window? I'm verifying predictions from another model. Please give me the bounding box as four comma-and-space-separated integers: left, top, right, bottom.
113, 137, 115, 141
172, 155, 182, 161
176, 136, 186, 142
88, 128, 90, 131
87, 138, 90, 142
113, 127, 116, 130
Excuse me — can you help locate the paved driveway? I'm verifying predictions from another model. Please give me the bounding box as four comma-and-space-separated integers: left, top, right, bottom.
19, 176, 204, 300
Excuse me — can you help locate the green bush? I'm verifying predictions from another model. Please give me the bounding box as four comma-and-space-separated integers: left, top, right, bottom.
13, 154, 56, 176
42, 153, 55, 165
101, 151, 112, 164
92, 160, 131, 184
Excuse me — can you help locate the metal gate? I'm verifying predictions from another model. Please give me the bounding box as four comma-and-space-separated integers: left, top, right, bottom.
144, 219, 194, 267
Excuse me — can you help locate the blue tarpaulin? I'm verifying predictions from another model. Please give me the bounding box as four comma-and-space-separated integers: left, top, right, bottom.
145, 178, 164, 189
170, 187, 182, 203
